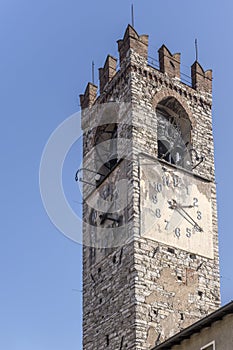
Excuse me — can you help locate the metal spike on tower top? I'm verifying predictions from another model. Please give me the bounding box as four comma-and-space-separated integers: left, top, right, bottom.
131, 4, 135, 28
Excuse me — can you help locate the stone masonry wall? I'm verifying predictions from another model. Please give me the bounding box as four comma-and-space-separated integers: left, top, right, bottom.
82, 54, 138, 350
81, 26, 220, 350
129, 50, 220, 349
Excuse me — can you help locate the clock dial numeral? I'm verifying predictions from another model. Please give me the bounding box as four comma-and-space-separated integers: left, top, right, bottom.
155, 208, 161, 218
155, 183, 163, 193
173, 175, 180, 187
197, 211, 202, 220
162, 175, 170, 187
165, 220, 169, 230
186, 227, 192, 238
193, 197, 198, 207
152, 194, 158, 204
90, 209, 97, 226
175, 227, 181, 238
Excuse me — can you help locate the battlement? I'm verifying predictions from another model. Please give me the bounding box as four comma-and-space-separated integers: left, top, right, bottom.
191, 61, 212, 93
99, 55, 117, 94
80, 26, 212, 109
158, 45, 181, 79
117, 25, 149, 64
79, 82, 98, 110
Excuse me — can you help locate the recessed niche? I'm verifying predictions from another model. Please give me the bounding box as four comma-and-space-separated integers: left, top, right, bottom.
168, 248, 175, 254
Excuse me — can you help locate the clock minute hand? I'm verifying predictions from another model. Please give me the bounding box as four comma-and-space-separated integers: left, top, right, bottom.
168, 200, 195, 227
175, 206, 200, 229
99, 201, 115, 224
168, 200, 203, 232
179, 207, 203, 232
178, 205, 203, 232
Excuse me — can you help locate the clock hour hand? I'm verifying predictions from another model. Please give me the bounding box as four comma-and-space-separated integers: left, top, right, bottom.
99, 201, 115, 224
99, 213, 120, 225
99, 201, 121, 226
168, 199, 203, 232
168, 200, 193, 209
168, 200, 191, 223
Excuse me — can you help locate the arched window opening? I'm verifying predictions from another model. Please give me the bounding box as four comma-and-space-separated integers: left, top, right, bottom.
157, 97, 191, 170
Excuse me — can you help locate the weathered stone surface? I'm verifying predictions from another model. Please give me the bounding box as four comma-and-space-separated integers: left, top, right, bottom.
81, 26, 220, 350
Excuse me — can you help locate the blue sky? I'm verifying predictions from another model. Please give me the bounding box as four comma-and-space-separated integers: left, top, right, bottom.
1, 0, 233, 349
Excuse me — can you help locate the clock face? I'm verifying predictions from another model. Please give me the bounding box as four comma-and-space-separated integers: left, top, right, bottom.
89, 182, 123, 227
140, 156, 214, 259
86, 174, 129, 254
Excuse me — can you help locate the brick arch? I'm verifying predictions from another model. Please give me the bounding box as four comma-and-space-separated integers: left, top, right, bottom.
151, 88, 195, 127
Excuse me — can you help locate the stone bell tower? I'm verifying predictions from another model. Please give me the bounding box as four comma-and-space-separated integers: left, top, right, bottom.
79, 25, 220, 350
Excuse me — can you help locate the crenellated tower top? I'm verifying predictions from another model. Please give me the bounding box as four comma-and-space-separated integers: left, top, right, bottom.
80, 25, 212, 109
